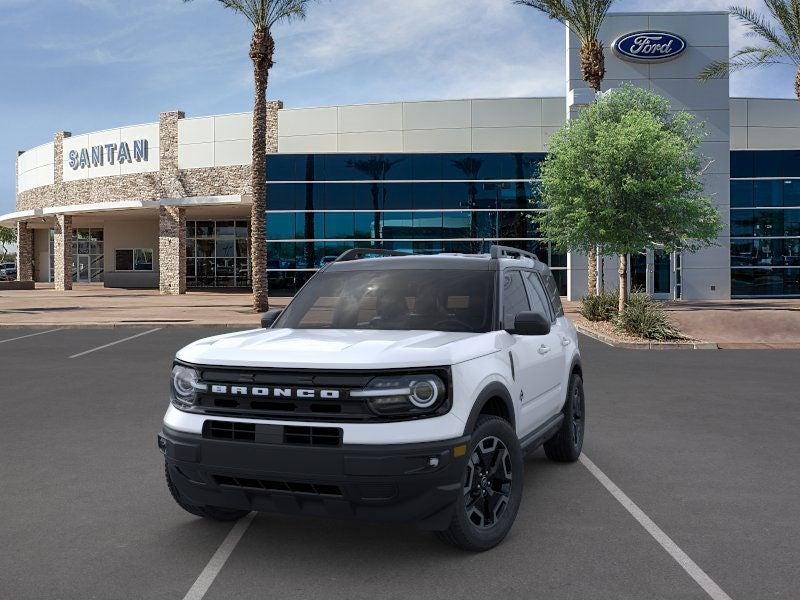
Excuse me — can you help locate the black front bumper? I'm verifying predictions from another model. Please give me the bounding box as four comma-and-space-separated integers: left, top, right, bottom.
159, 426, 470, 530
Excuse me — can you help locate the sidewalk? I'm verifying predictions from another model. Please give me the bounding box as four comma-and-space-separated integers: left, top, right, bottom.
3, 285, 799, 347
563, 299, 800, 349
0, 284, 288, 327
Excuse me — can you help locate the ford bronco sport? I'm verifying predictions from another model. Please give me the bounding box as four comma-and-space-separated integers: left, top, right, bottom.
159, 246, 584, 551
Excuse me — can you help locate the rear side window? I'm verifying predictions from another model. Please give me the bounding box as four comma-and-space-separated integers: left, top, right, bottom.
502, 271, 530, 328
522, 271, 553, 321
542, 271, 564, 317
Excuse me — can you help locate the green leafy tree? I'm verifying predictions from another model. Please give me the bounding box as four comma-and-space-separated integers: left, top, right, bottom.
699, 2, 800, 100
537, 85, 722, 313
184, 0, 316, 311
515, 0, 616, 294
0, 226, 15, 263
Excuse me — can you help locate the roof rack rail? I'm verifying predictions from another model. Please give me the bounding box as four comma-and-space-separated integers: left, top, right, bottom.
334, 248, 410, 263
489, 245, 538, 261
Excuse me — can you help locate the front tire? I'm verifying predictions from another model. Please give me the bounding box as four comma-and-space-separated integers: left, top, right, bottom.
437, 416, 523, 552
165, 463, 249, 522
543, 373, 585, 463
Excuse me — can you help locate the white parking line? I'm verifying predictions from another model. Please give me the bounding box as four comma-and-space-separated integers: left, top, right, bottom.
68, 328, 162, 359
0, 329, 63, 345
182, 512, 256, 600
580, 453, 733, 600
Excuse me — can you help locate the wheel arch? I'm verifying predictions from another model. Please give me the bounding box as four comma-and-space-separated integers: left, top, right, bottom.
463, 382, 516, 434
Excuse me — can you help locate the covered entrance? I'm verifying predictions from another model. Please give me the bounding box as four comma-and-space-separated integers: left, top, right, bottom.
628, 249, 678, 299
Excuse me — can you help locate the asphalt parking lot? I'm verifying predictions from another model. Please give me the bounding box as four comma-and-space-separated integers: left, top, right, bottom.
1, 327, 798, 600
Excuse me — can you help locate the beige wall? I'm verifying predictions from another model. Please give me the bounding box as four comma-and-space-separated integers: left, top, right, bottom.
730, 98, 800, 150
103, 219, 160, 273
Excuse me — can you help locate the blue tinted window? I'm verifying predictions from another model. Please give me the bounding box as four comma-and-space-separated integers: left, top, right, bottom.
730, 181, 753, 208
442, 183, 470, 209
324, 183, 353, 210
754, 151, 783, 177
382, 183, 413, 210
732, 268, 800, 296
730, 210, 753, 237
413, 212, 443, 237
355, 213, 377, 239
443, 212, 472, 237
783, 180, 800, 207
730, 151, 754, 178
266, 155, 297, 181
266, 213, 295, 240
382, 212, 413, 237
754, 180, 783, 207
267, 184, 298, 210
353, 183, 380, 210
412, 155, 442, 180
412, 183, 442, 209
325, 213, 355, 239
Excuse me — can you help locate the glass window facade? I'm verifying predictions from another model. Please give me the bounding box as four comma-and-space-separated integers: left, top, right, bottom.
48, 228, 105, 283
264, 153, 568, 295
731, 151, 800, 296
186, 220, 251, 288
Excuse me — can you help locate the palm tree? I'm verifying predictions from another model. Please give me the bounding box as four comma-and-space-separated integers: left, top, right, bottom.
348, 157, 404, 242
515, 0, 615, 295
185, 0, 314, 312
699, 2, 800, 101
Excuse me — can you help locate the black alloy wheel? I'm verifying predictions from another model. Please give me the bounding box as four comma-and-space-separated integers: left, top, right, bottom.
464, 436, 513, 529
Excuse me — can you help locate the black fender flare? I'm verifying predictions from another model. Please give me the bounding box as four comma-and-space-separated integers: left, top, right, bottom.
463, 381, 516, 434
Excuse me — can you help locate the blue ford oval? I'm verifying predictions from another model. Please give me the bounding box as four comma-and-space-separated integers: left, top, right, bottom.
613, 31, 687, 62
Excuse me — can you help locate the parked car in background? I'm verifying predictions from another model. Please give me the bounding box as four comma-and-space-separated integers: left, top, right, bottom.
0, 262, 16, 281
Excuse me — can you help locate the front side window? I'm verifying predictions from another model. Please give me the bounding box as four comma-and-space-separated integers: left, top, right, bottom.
275, 269, 495, 332
502, 271, 530, 328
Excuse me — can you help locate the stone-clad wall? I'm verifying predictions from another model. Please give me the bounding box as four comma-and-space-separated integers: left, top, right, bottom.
14, 103, 282, 211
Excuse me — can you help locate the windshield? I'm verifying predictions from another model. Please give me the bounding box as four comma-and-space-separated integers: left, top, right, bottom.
275, 269, 496, 332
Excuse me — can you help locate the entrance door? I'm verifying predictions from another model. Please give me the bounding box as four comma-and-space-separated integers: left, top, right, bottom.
627, 249, 673, 298
652, 250, 672, 298
77, 256, 90, 282
630, 253, 647, 293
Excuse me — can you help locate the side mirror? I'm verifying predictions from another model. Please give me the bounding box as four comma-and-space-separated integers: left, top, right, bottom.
509, 311, 551, 336
260, 309, 283, 329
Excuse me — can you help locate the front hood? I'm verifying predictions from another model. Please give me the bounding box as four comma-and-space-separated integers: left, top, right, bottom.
176, 328, 501, 369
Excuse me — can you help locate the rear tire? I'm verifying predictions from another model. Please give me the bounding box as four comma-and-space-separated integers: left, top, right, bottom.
437, 415, 523, 552
543, 373, 585, 463
165, 463, 249, 522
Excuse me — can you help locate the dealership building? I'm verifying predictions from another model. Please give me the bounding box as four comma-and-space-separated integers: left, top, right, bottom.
4, 10, 800, 299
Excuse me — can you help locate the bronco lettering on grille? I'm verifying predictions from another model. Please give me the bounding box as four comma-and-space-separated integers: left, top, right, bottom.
209, 385, 341, 399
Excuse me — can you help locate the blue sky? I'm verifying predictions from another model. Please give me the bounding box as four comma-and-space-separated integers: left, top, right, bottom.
1, 0, 797, 215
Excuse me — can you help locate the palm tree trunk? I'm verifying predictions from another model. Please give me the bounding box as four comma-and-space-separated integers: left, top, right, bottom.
580, 40, 605, 93
580, 39, 604, 295
618, 254, 628, 314
249, 29, 274, 312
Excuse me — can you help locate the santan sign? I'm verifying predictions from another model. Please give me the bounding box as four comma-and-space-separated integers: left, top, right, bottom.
68, 139, 149, 170
613, 31, 687, 62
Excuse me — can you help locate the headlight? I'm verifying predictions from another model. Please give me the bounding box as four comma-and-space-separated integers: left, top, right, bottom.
352, 373, 448, 417
170, 364, 206, 409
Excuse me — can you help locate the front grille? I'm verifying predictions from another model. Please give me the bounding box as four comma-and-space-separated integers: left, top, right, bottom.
191, 366, 451, 423
203, 420, 342, 447
213, 475, 343, 497
204, 420, 255, 441
284, 426, 342, 446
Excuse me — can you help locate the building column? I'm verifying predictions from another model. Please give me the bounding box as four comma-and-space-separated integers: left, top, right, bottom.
159, 205, 185, 295
16, 221, 33, 282
53, 214, 73, 291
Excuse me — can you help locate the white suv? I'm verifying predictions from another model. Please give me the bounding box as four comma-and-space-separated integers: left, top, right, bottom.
159, 246, 584, 551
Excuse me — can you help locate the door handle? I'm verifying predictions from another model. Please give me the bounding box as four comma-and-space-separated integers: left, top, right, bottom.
538, 344, 551, 355
561, 337, 571, 346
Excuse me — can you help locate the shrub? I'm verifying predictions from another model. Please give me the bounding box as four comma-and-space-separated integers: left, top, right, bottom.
614, 293, 684, 341
580, 290, 619, 322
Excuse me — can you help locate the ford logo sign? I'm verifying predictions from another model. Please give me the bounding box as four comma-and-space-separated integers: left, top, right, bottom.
613, 31, 687, 62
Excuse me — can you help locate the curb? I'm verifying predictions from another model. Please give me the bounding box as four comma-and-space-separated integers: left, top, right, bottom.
574, 323, 718, 350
